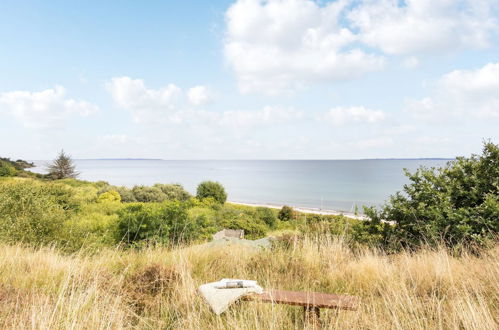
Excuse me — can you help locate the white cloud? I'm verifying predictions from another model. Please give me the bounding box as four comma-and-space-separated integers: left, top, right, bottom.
224, 0, 384, 94
322, 106, 386, 126
0, 85, 98, 129
348, 0, 498, 55
105, 76, 181, 122
187, 85, 214, 106
224, 0, 498, 94
409, 63, 499, 119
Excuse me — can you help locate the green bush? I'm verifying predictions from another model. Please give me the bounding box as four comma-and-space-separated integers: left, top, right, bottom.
359, 141, 499, 250
116, 203, 168, 245
196, 181, 227, 204
215, 205, 268, 239
153, 183, 192, 201
115, 186, 137, 202
256, 207, 277, 228
0, 161, 17, 177
278, 205, 295, 222
131, 186, 167, 203
116, 201, 198, 246
98, 190, 121, 203
0, 180, 70, 245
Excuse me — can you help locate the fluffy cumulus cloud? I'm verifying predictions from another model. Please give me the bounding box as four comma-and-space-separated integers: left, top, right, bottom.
409, 63, 499, 119
0, 85, 98, 129
187, 86, 214, 106
348, 0, 498, 55
105, 76, 303, 137
224, 0, 498, 94
224, 0, 385, 94
105, 77, 181, 122
322, 106, 385, 126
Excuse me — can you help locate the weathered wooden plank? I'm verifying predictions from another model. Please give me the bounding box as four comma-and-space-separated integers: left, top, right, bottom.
243, 289, 359, 311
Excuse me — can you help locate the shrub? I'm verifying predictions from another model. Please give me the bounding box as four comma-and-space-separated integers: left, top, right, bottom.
131, 186, 167, 203
153, 183, 191, 201
0, 161, 17, 177
0, 180, 69, 245
98, 190, 121, 203
256, 207, 277, 228
115, 186, 137, 202
117, 203, 168, 245
116, 201, 196, 246
196, 181, 227, 204
278, 205, 295, 222
360, 141, 499, 250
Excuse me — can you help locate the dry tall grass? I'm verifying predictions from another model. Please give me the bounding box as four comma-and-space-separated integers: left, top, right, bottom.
0, 236, 497, 329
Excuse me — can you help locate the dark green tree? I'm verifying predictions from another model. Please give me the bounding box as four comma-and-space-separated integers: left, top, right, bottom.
196, 181, 227, 204
359, 141, 499, 250
278, 205, 295, 222
47, 150, 79, 180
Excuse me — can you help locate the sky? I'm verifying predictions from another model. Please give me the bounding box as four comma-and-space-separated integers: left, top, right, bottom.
0, 0, 498, 160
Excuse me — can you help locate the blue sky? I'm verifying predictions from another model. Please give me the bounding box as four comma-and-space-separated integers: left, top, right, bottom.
1, 0, 498, 159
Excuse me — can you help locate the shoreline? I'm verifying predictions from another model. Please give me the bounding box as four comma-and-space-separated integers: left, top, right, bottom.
228, 201, 367, 220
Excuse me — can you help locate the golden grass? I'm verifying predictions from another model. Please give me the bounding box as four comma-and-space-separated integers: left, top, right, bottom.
0, 237, 497, 329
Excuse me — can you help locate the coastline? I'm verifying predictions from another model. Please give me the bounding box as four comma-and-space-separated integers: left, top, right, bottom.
228, 200, 367, 220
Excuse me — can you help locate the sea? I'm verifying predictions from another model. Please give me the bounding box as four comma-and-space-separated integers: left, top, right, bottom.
31, 159, 450, 213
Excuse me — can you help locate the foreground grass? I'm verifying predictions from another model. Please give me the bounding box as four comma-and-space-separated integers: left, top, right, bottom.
0, 237, 497, 329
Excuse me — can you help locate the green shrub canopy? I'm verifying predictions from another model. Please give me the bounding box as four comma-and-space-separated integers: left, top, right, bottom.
196, 181, 227, 204
361, 141, 499, 250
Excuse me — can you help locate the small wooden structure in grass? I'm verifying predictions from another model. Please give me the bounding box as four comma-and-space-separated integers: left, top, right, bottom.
243, 289, 359, 328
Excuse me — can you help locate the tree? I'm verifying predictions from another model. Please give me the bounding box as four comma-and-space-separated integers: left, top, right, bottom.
359, 141, 499, 250
47, 150, 79, 180
196, 181, 227, 204
278, 205, 295, 222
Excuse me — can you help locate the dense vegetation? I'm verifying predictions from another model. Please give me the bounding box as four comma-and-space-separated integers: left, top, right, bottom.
0, 176, 354, 252
0, 141, 497, 253
358, 141, 498, 251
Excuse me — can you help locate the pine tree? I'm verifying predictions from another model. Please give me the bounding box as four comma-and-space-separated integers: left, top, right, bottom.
47, 150, 79, 179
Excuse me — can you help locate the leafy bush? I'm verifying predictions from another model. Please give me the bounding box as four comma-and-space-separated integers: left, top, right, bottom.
214, 205, 268, 239
278, 205, 295, 222
116, 201, 198, 246
196, 181, 227, 204
0, 161, 17, 177
256, 207, 277, 228
115, 186, 137, 202
153, 183, 191, 201
0, 180, 70, 245
116, 203, 168, 245
61, 212, 118, 252
98, 190, 121, 203
359, 141, 499, 250
131, 186, 167, 203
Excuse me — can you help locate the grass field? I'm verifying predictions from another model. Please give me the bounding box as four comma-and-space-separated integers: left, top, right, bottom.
1, 236, 497, 329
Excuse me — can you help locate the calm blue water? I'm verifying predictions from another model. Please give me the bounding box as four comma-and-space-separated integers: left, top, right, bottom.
31, 159, 450, 212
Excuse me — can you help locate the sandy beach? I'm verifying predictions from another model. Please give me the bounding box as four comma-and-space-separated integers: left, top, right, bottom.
228, 201, 367, 220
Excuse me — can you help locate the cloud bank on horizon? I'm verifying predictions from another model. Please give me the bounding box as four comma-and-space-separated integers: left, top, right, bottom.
0, 0, 498, 159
